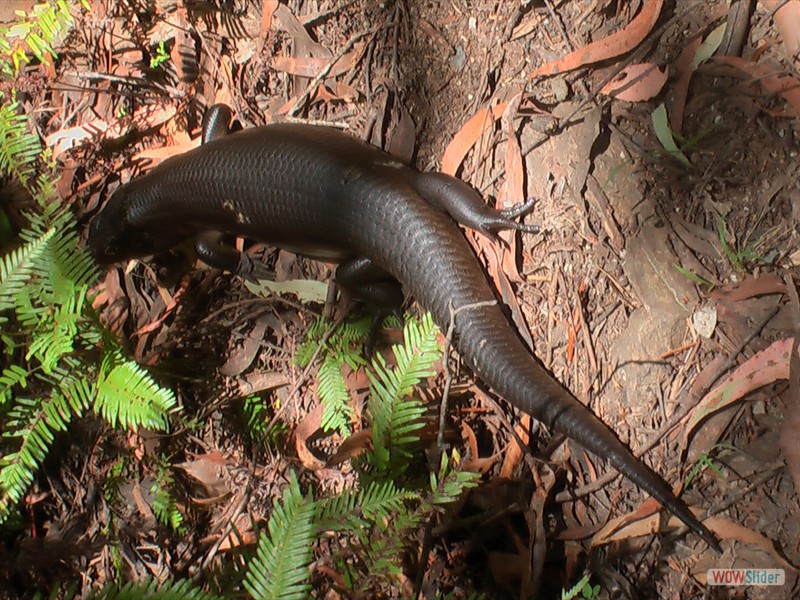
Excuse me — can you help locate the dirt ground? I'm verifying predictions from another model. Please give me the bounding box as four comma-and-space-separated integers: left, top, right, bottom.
4, 0, 800, 598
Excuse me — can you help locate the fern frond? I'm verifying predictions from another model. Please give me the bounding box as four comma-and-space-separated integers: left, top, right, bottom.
348, 507, 422, 593
0, 364, 29, 401
0, 227, 55, 312
367, 313, 441, 472
94, 353, 177, 431
318, 357, 354, 434
318, 480, 416, 532
0, 96, 41, 183
0, 383, 88, 521
150, 455, 184, 532
85, 577, 224, 600
25, 290, 85, 372
428, 450, 480, 507
0, 0, 83, 78
244, 472, 316, 600
41, 225, 99, 292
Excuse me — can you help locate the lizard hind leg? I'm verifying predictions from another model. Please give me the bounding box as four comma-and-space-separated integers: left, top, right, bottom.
410, 172, 539, 241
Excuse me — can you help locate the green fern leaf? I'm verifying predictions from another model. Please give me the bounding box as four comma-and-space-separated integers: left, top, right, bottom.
0, 227, 55, 312
0, 364, 29, 399
318, 357, 354, 434
85, 576, 224, 600
94, 353, 177, 431
0, 96, 41, 183
366, 314, 441, 472
244, 472, 316, 600
151, 458, 184, 532
0, 388, 85, 521
25, 291, 84, 372
318, 480, 416, 532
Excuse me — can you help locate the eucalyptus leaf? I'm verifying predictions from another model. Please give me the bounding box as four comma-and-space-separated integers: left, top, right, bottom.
245, 278, 328, 303
691, 22, 727, 70
651, 103, 691, 166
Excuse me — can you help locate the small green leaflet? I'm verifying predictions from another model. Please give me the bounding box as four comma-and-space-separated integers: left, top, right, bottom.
651, 103, 691, 166
245, 278, 328, 303
690, 23, 727, 71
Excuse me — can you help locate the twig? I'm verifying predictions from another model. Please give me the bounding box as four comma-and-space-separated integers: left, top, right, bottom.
72, 71, 184, 100
436, 300, 498, 455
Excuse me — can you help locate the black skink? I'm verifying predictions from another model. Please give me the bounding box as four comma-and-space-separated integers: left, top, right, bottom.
89, 106, 720, 551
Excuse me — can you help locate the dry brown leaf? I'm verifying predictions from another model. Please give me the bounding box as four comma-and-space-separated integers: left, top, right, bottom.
132, 286, 184, 336
591, 503, 699, 549
220, 315, 274, 377
763, 0, 800, 69
690, 515, 799, 572
326, 428, 373, 467
272, 2, 331, 59
174, 452, 231, 498
270, 45, 362, 78
294, 403, 326, 470
460, 422, 497, 473
217, 514, 257, 551
315, 81, 360, 104
713, 55, 800, 116
387, 103, 416, 164
461, 422, 480, 458
131, 481, 154, 519
259, 0, 279, 51
682, 338, 798, 440
708, 272, 786, 302
133, 134, 196, 162
441, 103, 505, 176
472, 234, 534, 350
530, 0, 664, 78
499, 415, 530, 478
510, 11, 543, 41
600, 62, 668, 102
670, 35, 703, 134
46, 105, 177, 159
498, 91, 525, 284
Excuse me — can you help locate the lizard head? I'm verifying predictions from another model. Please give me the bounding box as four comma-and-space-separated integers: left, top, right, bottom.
88, 188, 167, 265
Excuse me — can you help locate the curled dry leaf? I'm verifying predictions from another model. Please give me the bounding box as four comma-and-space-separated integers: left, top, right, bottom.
600, 62, 668, 102
326, 428, 373, 467
499, 415, 530, 478
591, 503, 703, 549
46, 105, 177, 159
294, 403, 327, 470
530, 0, 664, 78
713, 56, 800, 116
270, 44, 363, 78
441, 103, 505, 176
708, 272, 786, 302
690, 515, 798, 573
763, 0, 800, 69
259, 0, 279, 51
670, 35, 703, 134
682, 338, 798, 441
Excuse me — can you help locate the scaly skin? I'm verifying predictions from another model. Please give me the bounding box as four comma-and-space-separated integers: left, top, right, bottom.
89, 123, 720, 551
